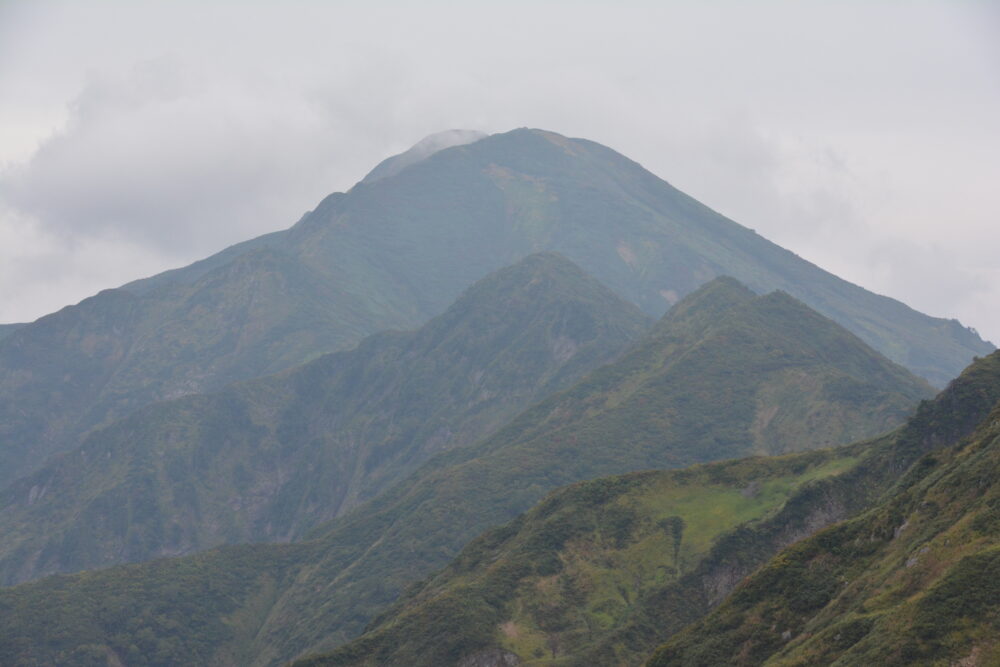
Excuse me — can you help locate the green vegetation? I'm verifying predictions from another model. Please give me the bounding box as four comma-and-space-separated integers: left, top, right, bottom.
0, 253, 651, 585
300, 452, 859, 667
0, 327, 991, 667
0, 542, 318, 667
258, 277, 930, 661
1, 128, 989, 487
302, 352, 1000, 667
648, 352, 1000, 666
0, 275, 935, 666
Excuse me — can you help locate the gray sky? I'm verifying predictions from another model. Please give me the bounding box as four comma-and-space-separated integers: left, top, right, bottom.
1, 0, 998, 344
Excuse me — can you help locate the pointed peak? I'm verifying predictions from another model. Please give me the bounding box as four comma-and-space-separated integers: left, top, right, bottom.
654, 276, 756, 334
361, 129, 488, 184
458, 252, 602, 301
441, 252, 650, 332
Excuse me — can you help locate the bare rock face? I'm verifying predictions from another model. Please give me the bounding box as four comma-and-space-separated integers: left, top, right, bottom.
457, 648, 521, 667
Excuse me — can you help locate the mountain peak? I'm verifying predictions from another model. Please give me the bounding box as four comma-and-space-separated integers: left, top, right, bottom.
652, 275, 756, 336
361, 129, 488, 184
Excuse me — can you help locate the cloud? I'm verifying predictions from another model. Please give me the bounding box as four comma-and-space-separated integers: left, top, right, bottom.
2, 59, 345, 254
0, 203, 175, 323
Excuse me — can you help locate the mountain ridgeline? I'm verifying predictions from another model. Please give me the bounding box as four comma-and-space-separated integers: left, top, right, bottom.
0, 253, 651, 585
0, 128, 990, 487
0, 272, 937, 666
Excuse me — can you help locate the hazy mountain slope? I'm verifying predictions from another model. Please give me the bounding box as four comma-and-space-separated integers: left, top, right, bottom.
0, 254, 651, 585
282, 128, 990, 386
0, 128, 988, 485
304, 352, 1000, 667
0, 308, 984, 667
647, 354, 1000, 667
0, 246, 383, 488
0, 323, 25, 341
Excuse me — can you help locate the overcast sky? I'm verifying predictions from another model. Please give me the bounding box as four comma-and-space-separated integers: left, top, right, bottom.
1, 0, 998, 343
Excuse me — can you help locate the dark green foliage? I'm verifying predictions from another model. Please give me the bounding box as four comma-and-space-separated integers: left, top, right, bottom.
0, 128, 989, 488
0, 253, 651, 585
0, 542, 314, 667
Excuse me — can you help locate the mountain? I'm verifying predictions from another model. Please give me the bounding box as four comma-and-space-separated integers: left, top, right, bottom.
0, 277, 937, 666
0, 253, 651, 585
647, 353, 1000, 666
361, 129, 488, 184
302, 352, 1000, 667
0, 128, 990, 486
260, 278, 932, 659
303, 449, 865, 667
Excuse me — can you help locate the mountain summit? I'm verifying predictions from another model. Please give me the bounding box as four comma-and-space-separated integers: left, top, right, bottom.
361, 129, 488, 183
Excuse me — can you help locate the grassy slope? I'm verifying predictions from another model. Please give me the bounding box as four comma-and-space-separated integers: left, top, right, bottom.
0, 254, 651, 585
1, 128, 989, 487
301, 451, 860, 667
648, 351, 1000, 666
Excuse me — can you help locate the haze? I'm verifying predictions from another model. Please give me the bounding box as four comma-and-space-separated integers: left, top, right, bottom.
1, 0, 997, 343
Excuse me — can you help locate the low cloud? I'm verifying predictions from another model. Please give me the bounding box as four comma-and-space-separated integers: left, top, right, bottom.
2, 60, 350, 254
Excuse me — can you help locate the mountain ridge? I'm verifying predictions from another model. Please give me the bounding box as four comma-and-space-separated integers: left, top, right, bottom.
0, 127, 988, 487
